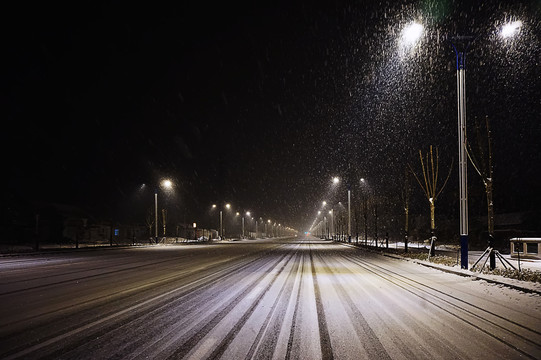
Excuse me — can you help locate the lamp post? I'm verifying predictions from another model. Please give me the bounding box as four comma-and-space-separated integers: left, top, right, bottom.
243, 212, 247, 238
333, 176, 352, 243
448, 35, 474, 269
212, 203, 231, 240
329, 209, 334, 240
154, 179, 173, 242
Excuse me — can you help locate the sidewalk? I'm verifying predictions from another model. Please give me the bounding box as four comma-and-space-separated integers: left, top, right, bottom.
363, 240, 541, 272
340, 241, 541, 296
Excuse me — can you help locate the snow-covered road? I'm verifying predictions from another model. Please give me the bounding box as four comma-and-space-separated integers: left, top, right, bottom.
1, 237, 539, 359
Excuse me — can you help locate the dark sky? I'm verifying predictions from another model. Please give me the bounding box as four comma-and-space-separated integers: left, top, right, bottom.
3, 0, 541, 231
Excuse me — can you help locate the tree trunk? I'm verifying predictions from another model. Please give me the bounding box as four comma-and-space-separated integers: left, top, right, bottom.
486, 179, 496, 269
429, 201, 436, 257
404, 207, 409, 253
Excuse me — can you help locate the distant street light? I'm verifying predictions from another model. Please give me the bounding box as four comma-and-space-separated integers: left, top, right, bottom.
329, 209, 334, 239
332, 176, 351, 243
243, 211, 251, 238
155, 178, 173, 242
211, 203, 232, 240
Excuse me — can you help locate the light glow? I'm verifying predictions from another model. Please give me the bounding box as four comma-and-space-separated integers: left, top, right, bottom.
401, 22, 423, 46
501, 20, 522, 38
161, 179, 173, 189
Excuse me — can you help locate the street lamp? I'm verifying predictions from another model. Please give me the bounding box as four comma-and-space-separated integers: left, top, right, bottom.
154, 178, 173, 242
211, 203, 231, 240
401, 19, 522, 268
329, 209, 334, 240
242, 211, 251, 239
332, 176, 352, 243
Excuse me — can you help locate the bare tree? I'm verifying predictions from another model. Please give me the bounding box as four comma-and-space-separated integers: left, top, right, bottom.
467, 116, 494, 238
161, 209, 167, 238
409, 145, 453, 257
145, 207, 154, 243
467, 116, 504, 271
400, 167, 412, 253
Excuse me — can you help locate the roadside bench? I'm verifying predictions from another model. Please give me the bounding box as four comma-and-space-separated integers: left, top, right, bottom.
510, 237, 541, 259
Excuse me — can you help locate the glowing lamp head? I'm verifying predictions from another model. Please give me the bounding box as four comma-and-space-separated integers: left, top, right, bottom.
501, 20, 522, 38
401, 22, 423, 46
161, 179, 173, 189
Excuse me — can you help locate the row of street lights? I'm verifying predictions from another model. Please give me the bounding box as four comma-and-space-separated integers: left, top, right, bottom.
145, 179, 295, 241
310, 19, 524, 265
210, 203, 291, 240
310, 176, 367, 241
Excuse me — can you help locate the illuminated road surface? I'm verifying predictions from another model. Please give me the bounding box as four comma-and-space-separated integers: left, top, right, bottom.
1, 237, 540, 359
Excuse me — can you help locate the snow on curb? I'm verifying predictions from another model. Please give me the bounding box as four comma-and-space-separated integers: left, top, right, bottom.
339, 242, 541, 296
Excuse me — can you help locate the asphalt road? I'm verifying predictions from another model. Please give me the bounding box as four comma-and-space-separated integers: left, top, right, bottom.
1, 236, 540, 359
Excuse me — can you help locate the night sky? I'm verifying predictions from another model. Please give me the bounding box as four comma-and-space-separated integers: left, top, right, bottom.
3, 0, 541, 231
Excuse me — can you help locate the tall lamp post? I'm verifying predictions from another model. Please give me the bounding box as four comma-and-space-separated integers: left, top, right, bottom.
449, 36, 474, 269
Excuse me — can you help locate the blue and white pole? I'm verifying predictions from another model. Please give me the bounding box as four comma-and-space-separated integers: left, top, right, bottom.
450, 36, 473, 269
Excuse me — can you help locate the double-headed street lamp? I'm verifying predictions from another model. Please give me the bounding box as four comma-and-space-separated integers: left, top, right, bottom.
400, 20, 522, 269
211, 203, 231, 240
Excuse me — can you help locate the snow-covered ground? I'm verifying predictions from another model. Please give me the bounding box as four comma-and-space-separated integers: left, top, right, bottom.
1, 237, 539, 359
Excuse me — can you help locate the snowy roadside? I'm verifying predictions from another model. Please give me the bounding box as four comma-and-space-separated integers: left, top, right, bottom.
340, 242, 541, 296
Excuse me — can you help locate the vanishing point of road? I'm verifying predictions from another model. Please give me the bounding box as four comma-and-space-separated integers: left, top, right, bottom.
1, 237, 540, 359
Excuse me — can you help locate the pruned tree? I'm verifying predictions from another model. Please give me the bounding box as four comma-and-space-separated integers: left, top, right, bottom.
467, 116, 497, 269
145, 207, 155, 243
409, 145, 453, 257
161, 208, 167, 238
400, 167, 412, 253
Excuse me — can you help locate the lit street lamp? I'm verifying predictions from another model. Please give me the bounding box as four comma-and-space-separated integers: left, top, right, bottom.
450, 21, 522, 269
332, 176, 352, 243
211, 203, 231, 240
154, 179, 173, 242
